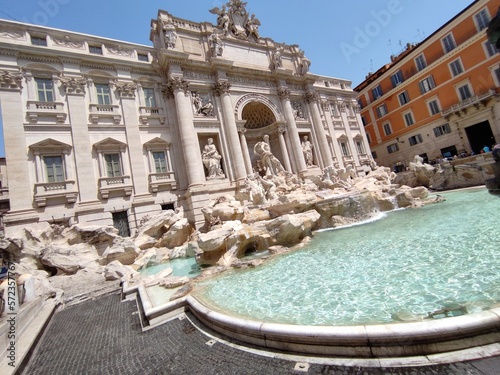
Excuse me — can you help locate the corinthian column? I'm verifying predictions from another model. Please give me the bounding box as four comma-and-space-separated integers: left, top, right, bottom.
278, 87, 307, 174
168, 77, 205, 187
305, 91, 333, 167
237, 126, 253, 174
277, 124, 292, 172
213, 80, 246, 181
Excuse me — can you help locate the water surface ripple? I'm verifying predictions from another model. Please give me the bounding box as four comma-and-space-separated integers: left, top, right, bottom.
196, 188, 500, 326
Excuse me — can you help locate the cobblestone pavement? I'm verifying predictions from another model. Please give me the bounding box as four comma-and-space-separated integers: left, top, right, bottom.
22, 293, 500, 375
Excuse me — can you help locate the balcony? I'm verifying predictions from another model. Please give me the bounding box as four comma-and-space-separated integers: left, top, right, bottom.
89, 104, 121, 125
441, 90, 496, 119
98, 175, 133, 199
26, 101, 67, 123
34, 180, 78, 207
149, 172, 176, 192
139, 106, 166, 125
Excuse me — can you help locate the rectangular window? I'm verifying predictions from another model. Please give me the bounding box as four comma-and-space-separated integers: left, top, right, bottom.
387, 143, 399, 154
408, 134, 423, 146
442, 33, 456, 53
419, 75, 435, 94
44, 155, 64, 182
376, 103, 388, 118
371, 151, 378, 159
152, 151, 167, 173
390, 70, 404, 88
398, 91, 410, 106
415, 54, 427, 71
493, 66, 500, 86
428, 99, 440, 116
361, 116, 367, 126
372, 85, 383, 100
95, 83, 111, 105
403, 111, 415, 126
105, 153, 122, 177
355, 140, 365, 155
475, 8, 490, 31
143, 87, 156, 107
484, 41, 497, 58
449, 59, 463, 77
457, 83, 472, 101
31, 35, 47, 46
35, 78, 54, 102
137, 53, 149, 62
89, 45, 103, 55
433, 123, 451, 137
366, 133, 372, 144
383, 123, 392, 136
339, 142, 349, 156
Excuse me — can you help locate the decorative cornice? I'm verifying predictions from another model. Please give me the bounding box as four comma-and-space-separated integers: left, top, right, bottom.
277, 87, 291, 100
0, 70, 23, 90
52, 37, 85, 50
212, 80, 231, 96
105, 45, 134, 58
0, 29, 25, 40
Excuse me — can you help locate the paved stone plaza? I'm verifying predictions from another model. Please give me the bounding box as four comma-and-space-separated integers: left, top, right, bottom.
21, 292, 500, 375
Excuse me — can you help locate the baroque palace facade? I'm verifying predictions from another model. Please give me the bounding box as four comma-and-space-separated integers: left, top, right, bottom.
355, 0, 500, 172
0, 1, 370, 236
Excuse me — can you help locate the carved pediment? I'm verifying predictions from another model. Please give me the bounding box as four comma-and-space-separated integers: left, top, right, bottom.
29, 138, 72, 153
93, 137, 127, 152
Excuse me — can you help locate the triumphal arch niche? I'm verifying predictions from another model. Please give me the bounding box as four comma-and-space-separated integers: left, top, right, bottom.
151, 0, 371, 226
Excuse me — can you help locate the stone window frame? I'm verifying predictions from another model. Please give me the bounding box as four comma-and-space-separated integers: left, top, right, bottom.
454, 80, 473, 101
143, 137, 176, 192
473, 7, 491, 32
482, 41, 497, 59
397, 90, 410, 106
449, 58, 464, 78
414, 53, 427, 72
402, 109, 415, 127
30, 139, 73, 184
382, 122, 392, 136
93, 138, 129, 179
426, 97, 441, 116
337, 135, 351, 157
29, 138, 77, 207
441, 33, 456, 54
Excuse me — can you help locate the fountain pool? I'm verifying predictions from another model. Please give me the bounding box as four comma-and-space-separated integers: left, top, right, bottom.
193, 188, 499, 326
184, 188, 500, 357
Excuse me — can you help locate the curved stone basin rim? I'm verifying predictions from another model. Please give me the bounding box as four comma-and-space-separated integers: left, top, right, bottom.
186, 295, 500, 358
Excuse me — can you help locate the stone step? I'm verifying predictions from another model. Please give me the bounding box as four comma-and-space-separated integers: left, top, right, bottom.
0, 299, 56, 375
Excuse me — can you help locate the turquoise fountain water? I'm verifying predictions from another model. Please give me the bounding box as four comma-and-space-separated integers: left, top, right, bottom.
195, 188, 500, 326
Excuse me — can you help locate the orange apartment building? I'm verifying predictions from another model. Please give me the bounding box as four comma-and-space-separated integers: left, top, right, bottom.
355, 0, 500, 172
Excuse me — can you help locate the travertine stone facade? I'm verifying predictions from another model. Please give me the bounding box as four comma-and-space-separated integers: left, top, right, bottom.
0, 2, 371, 236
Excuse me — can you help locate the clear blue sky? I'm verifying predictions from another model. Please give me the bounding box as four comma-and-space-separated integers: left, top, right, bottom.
0, 0, 477, 157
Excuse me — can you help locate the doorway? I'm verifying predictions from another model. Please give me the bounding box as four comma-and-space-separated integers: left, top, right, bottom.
464, 120, 495, 154
112, 211, 130, 237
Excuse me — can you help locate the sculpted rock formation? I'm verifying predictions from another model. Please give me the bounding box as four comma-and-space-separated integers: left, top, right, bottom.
1, 162, 448, 307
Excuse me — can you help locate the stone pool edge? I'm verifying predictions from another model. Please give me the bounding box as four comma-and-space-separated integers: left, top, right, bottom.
185, 295, 500, 358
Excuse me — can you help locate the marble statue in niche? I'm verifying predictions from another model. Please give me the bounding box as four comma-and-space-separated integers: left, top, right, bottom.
202, 138, 225, 179
254, 135, 285, 176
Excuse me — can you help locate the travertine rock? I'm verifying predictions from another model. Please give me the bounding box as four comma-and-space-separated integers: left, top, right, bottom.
104, 260, 139, 281
101, 237, 139, 265
155, 218, 192, 249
